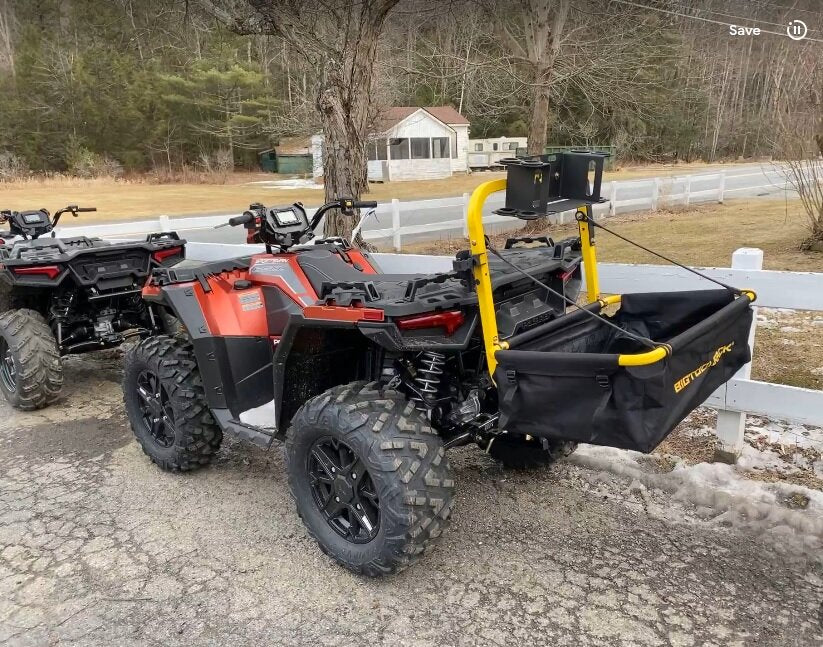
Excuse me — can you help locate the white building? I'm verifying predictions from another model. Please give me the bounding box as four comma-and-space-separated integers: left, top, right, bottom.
310, 106, 471, 182
467, 136, 527, 169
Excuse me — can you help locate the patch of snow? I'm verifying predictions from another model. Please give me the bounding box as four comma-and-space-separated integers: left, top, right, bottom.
569, 445, 823, 549
745, 417, 823, 451
681, 425, 715, 438
737, 444, 794, 473
246, 178, 321, 190
779, 326, 802, 333
239, 400, 277, 429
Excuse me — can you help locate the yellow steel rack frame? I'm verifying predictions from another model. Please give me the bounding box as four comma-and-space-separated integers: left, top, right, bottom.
466, 180, 755, 379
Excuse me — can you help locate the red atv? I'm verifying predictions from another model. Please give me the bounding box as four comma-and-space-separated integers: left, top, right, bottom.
123, 153, 754, 575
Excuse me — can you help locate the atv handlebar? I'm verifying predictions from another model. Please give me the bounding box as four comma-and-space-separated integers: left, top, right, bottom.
228, 212, 256, 227
308, 197, 378, 231
52, 205, 96, 229
216, 197, 379, 240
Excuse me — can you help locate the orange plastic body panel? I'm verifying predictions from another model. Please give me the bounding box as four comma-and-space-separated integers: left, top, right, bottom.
194, 269, 269, 337
247, 254, 317, 307
147, 249, 386, 336
347, 249, 377, 274
142, 283, 162, 298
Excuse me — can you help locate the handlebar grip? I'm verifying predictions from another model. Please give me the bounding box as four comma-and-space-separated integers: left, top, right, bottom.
77, 207, 97, 213
228, 212, 255, 227
353, 201, 377, 209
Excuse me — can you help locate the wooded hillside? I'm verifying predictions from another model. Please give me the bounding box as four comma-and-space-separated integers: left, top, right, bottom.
0, 0, 820, 175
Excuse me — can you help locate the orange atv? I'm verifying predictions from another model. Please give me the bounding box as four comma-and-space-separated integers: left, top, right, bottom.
123, 152, 755, 575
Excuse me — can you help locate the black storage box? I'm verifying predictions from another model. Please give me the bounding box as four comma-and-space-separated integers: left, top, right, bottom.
493, 290, 754, 452
495, 150, 609, 219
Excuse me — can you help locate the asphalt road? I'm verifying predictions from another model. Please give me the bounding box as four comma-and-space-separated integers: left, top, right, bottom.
160, 163, 793, 246
1, 350, 821, 646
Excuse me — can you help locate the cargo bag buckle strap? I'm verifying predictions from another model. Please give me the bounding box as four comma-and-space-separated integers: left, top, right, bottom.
497, 369, 518, 430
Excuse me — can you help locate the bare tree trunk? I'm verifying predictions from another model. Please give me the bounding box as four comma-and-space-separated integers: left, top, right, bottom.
0, 0, 15, 77
198, 0, 398, 240
317, 74, 370, 238
527, 67, 551, 155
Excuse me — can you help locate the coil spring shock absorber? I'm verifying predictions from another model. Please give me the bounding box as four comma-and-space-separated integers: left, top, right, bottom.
411, 350, 446, 408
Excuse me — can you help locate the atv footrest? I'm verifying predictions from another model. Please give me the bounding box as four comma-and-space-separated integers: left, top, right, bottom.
494, 290, 754, 453
212, 409, 275, 449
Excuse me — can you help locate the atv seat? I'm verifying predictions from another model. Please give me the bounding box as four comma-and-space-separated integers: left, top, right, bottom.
295, 248, 375, 295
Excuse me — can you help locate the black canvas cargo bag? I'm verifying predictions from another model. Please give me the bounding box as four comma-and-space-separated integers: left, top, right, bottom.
493, 289, 753, 452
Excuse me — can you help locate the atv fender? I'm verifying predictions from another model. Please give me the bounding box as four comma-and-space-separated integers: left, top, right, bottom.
148, 283, 275, 416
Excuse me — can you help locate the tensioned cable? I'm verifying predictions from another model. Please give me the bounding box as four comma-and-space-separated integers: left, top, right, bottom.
485, 243, 661, 350
578, 214, 741, 293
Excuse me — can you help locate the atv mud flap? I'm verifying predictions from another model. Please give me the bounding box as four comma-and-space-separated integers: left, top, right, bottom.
493, 290, 754, 453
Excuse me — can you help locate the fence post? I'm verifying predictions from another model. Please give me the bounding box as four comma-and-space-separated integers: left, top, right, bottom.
718, 170, 726, 204
391, 198, 401, 252
651, 178, 660, 211
713, 247, 763, 464
159, 215, 171, 232
684, 175, 691, 207
462, 192, 469, 237
609, 181, 617, 217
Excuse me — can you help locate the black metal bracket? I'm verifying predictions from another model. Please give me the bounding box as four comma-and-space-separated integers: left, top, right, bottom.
313, 236, 352, 250
400, 251, 480, 302
504, 236, 554, 250
320, 281, 380, 305
146, 231, 182, 243
151, 258, 250, 288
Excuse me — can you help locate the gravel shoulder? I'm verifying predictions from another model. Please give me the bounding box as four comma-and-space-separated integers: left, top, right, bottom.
0, 351, 821, 647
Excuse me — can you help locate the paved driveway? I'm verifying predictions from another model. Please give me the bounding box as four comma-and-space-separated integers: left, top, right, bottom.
1, 351, 821, 646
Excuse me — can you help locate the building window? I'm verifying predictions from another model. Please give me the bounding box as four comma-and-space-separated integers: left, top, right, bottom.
367, 140, 388, 161
492, 143, 499, 151
410, 137, 430, 159
432, 137, 450, 159
509, 142, 519, 150
389, 138, 410, 160
474, 143, 483, 152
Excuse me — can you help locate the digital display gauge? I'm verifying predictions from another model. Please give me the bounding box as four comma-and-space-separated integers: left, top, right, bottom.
272, 208, 301, 226
23, 213, 44, 225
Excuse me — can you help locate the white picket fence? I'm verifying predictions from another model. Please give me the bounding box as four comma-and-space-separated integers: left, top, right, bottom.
180, 241, 823, 461
56, 168, 793, 251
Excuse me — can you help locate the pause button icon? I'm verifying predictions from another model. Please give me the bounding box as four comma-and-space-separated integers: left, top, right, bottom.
787, 19, 807, 41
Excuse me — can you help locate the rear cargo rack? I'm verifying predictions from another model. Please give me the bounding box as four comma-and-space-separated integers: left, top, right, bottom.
465, 151, 756, 377
465, 152, 757, 453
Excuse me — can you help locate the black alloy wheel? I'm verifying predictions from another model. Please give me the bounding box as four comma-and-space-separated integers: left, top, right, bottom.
136, 370, 176, 448
0, 338, 16, 393
307, 437, 380, 544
